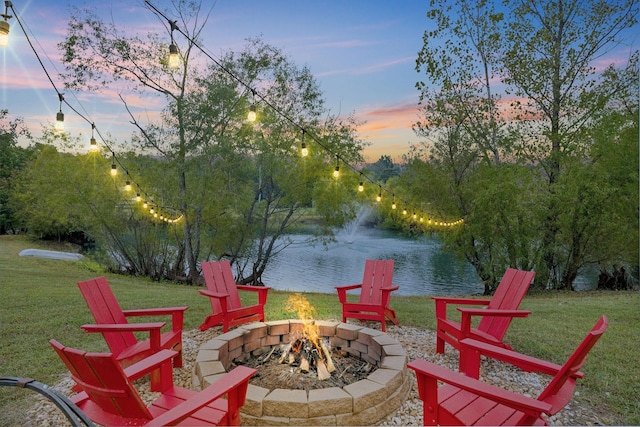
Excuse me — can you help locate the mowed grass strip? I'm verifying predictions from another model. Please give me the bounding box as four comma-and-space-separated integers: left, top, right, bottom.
0, 235, 638, 425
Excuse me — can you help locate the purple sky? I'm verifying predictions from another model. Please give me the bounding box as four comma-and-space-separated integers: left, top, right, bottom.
1, 1, 638, 162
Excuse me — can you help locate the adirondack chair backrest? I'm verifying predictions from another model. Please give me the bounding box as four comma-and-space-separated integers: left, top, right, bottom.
202, 260, 243, 314
533, 315, 608, 414
50, 339, 152, 421
77, 277, 138, 355
478, 268, 535, 341
358, 259, 395, 306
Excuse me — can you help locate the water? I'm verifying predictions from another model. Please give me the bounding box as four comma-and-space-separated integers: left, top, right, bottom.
261, 227, 485, 296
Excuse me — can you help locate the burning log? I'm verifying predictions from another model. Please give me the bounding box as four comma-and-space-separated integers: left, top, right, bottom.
300, 343, 311, 372
320, 340, 336, 373
311, 347, 331, 380
278, 342, 292, 364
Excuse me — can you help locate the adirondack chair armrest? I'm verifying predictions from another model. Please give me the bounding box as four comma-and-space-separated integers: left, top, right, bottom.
457, 308, 532, 317
408, 358, 552, 419
459, 338, 584, 379
432, 296, 490, 319
146, 366, 256, 427
123, 307, 188, 332
432, 296, 492, 305
236, 285, 271, 305
458, 308, 532, 337
123, 349, 177, 386
199, 289, 231, 314
380, 286, 400, 305
336, 284, 363, 303
81, 323, 164, 351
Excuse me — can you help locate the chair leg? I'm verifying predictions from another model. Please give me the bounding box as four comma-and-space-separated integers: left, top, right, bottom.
436, 334, 445, 354
173, 350, 183, 368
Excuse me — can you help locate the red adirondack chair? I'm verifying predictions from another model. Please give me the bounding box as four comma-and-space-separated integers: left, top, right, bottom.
336, 259, 399, 332
50, 339, 255, 426
199, 260, 270, 333
77, 277, 188, 369
432, 268, 535, 354
408, 315, 608, 426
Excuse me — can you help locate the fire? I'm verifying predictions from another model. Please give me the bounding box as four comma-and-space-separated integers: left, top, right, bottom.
285, 293, 319, 343
282, 293, 335, 380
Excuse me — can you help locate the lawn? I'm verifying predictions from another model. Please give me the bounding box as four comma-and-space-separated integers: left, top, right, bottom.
0, 234, 638, 425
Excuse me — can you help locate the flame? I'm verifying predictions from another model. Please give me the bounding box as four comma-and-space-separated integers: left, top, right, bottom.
285, 293, 319, 343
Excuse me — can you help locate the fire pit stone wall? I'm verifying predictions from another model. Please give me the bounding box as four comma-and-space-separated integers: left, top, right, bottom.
193, 320, 411, 426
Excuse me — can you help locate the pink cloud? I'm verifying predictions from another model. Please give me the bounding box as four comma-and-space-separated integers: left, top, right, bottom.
316, 56, 415, 77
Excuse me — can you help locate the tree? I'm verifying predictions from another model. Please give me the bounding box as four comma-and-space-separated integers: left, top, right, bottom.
501, 0, 639, 288
407, 0, 638, 291
56, 3, 363, 284
410, 0, 536, 291
0, 111, 33, 234
367, 155, 400, 183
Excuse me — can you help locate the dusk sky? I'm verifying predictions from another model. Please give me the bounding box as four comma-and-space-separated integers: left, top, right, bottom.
1, 1, 638, 162
1, 0, 435, 162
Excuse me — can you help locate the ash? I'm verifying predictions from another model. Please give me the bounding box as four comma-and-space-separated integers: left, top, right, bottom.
235, 346, 377, 391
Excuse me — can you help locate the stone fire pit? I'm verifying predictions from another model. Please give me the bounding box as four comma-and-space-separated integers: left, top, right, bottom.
193, 320, 411, 426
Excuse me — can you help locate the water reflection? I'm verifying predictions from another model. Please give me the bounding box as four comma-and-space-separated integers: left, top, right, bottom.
261, 227, 484, 296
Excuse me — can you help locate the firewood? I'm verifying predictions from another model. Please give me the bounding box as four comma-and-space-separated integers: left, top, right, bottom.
300, 343, 311, 372
300, 354, 310, 372
278, 343, 292, 364
316, 359, 331, 380
320, 341, 336, 372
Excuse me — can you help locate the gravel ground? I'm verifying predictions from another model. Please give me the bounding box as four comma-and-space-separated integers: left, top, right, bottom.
24, 323, 609, 426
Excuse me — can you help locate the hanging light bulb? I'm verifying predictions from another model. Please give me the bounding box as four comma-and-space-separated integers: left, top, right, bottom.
150, 207, 155, 214
110, 152, 117, 176
168, 20, 180, 69
89, 124, 98, 151
247, 88, 257, 122
0, 2, 12, 47
143, 200, 148, 209
125, 180, 132, 191
376, 185, 382, 202
54, 94, 65, 132
402, 207, 408, 215
168, 43, 180, 68
358, 173, 364, 192
333, 155, 340, 178
136, 192, 141, 202
300, 130, 308, 157
391, 196, 397, 210
247, 104, 257, 122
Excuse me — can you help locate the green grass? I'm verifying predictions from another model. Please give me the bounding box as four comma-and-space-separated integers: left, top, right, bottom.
1, 234, 638, 425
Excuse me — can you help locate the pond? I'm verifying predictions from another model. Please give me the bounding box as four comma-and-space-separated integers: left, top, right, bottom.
261, 227, 484, 296
261, 227, 597, 296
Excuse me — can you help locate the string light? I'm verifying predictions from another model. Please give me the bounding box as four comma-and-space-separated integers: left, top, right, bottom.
247, 88, 257, 122
0, 1, 12, 47
110, 152, 117, 176
376, 185, 382, 202
391, 195, 396, 210
125, 180, 132, 191
300, 130, 308, 157
55, 93, 65, 131
168, 20, 180, 69
143, 1, 462, 228
89, 123, 98, 151
4, 0, 457, 227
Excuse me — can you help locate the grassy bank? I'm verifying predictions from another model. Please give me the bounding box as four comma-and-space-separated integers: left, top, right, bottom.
1, 234, 638, 425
